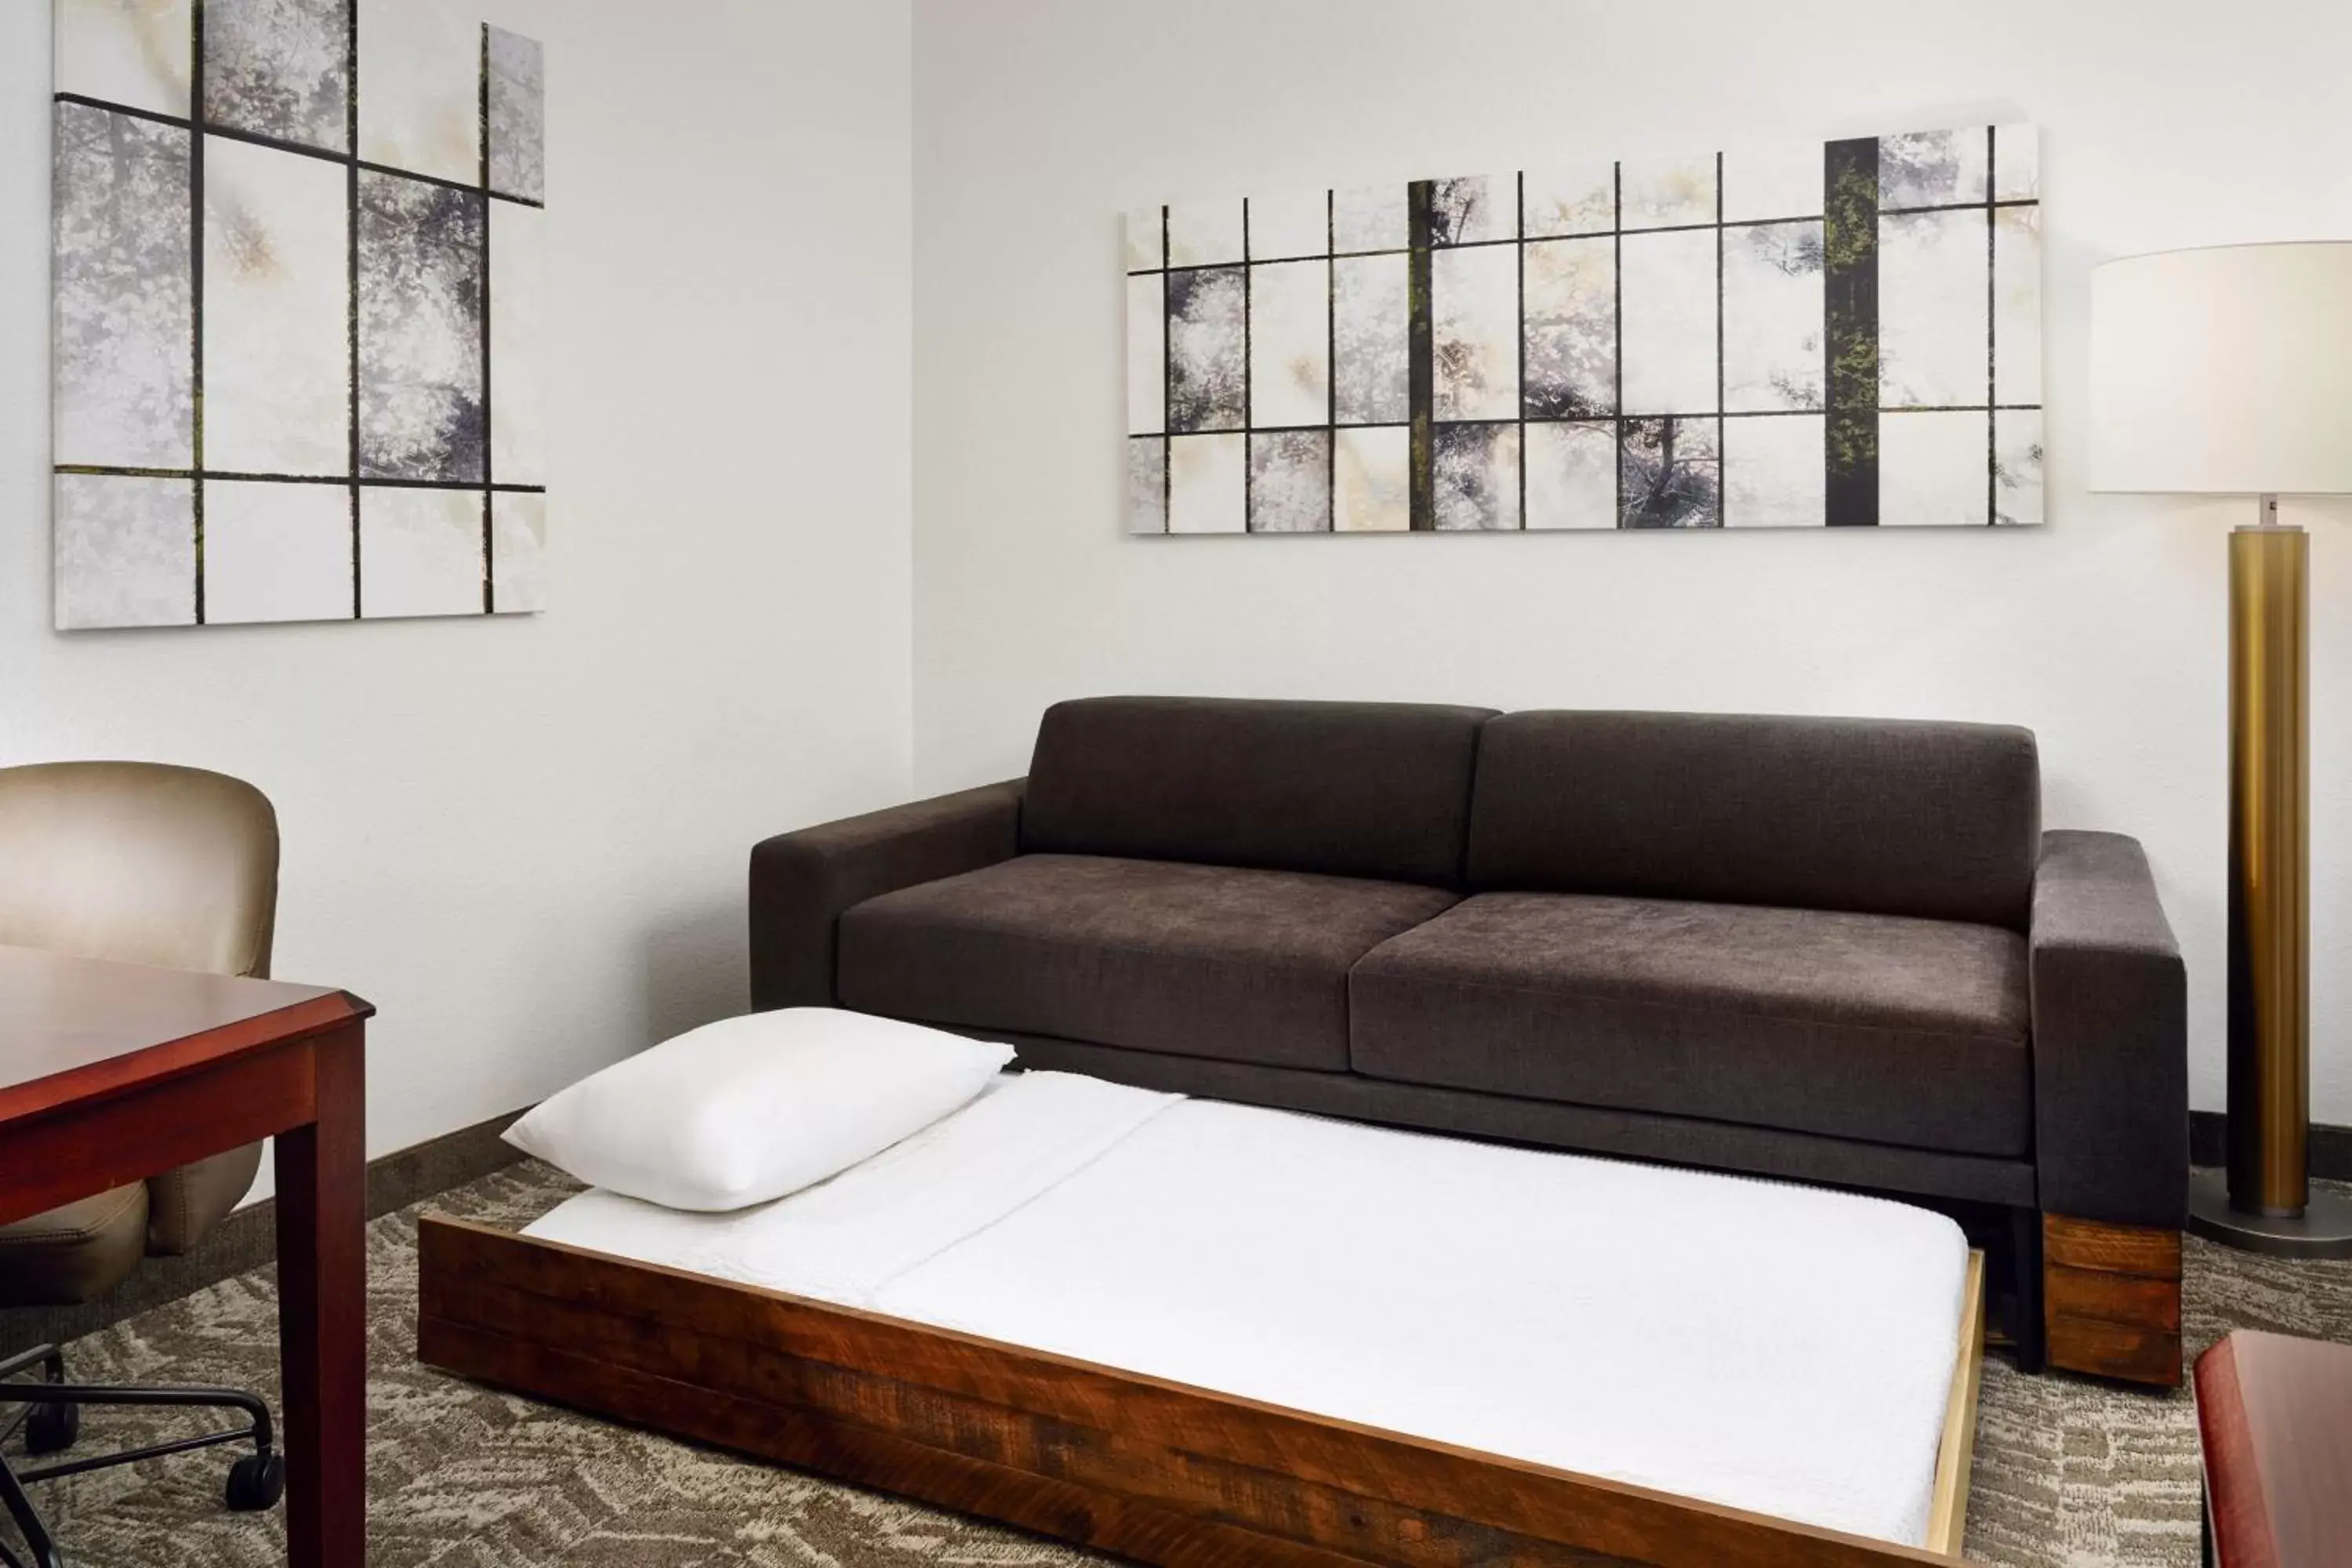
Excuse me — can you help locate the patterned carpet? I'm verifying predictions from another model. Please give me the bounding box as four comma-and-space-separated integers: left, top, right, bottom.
5, 1163, 2349, 1566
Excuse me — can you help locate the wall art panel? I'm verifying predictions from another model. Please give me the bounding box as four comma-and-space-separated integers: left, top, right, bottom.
52, 100, 192, 470
1123, 125, 2042, 533
484, 26, 543, 201
55, 0, 191, 119
51, 0, 546, 627
489, 491, 547, 612
53, 473, 194, 629
355, 0, 477, 185
1333, 426, 1408, 533
201, 477, 353, 624
202, 0, 348, 152
1331, 253, 1408, 424
202, 132, 348, 474
357, 168, 485, 482
360, 485, 485, 619
488, 198, 549, 486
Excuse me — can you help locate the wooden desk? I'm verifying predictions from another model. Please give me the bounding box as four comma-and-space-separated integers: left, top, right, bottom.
0, 943, 372, 1567
2194, 1329, 2352, 1568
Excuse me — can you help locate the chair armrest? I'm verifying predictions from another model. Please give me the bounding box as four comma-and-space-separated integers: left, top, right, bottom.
2030, 829, 2188, 1228
749, 779, 1025, 1011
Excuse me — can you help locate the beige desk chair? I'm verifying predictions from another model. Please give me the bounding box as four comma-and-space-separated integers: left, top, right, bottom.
0, 764, 289, 1568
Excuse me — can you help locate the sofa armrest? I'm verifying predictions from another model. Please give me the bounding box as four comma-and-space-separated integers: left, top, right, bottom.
2029, 829, 2188, 1228
749, 779, 1025, 1011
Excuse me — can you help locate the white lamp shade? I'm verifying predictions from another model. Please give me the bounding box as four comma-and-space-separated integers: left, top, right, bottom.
2088, 241, 2352, 495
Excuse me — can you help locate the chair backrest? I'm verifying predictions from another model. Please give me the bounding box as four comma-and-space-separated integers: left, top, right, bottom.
1022, 696, 1497, 887
0, 762, 279, 977
1465, 710, 2042, 929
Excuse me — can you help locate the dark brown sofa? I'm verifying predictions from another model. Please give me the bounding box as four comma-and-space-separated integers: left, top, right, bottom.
750, 696, 2189, 1385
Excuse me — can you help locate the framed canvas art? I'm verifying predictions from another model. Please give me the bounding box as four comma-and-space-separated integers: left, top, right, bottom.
52, 0, 547, 627
1124, 125, 2041, 534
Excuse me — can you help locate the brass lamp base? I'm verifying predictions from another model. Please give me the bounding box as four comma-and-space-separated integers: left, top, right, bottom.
2211, 506, 2335, 1254
2187, 1168, 2352, 1258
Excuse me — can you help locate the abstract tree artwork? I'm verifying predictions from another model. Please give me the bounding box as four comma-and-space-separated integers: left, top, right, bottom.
52, 0, 546, 628
1124, 126, 2042, 534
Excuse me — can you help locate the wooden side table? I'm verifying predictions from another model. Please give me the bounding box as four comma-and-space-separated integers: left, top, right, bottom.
2194, 1329, 2352, 1567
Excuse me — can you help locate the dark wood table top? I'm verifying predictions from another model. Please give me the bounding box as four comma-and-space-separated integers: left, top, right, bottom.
0, 942, 369, 1125
2195, 1329, 2352, 1568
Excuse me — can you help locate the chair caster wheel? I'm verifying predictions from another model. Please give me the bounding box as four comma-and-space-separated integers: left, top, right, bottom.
26, 1399, 79, 1455
225, 1451, 284, 1512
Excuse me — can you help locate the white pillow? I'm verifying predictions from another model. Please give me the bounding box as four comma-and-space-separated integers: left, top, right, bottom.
503, 1008, 1014, 1211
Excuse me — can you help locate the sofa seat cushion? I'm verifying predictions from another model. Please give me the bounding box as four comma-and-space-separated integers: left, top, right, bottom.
839, 854, 1459, 1071
1350, 892, 2032, 1157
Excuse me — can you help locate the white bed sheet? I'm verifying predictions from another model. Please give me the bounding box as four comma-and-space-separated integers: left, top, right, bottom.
524, 1069, 1969, 1547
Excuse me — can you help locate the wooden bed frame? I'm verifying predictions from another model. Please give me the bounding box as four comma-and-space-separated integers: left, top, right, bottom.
417, 1215, 1984, 1566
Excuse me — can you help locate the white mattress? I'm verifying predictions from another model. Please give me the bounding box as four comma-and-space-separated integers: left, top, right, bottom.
524, 1070, 1969, 1546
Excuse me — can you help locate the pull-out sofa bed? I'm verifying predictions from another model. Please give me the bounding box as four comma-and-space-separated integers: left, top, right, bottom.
419, 695, 2187, 1568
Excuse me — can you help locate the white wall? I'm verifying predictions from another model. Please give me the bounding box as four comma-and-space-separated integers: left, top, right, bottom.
9, 0, 2350, 1165
910, 0, 2352, 1119
1, 0, 916, 1192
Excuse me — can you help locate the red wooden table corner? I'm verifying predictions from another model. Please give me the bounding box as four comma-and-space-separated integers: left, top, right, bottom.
0, 944, 374, 1568
2194, 1328, 2352, 1568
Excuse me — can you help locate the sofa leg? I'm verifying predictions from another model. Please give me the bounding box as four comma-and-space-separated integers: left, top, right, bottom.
2008, 1207, 2045, 1373
2042, 1213, 2183, 1388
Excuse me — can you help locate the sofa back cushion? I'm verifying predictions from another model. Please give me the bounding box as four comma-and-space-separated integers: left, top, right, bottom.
1022, 696, 1497, 886
1466, 710, 2041, 928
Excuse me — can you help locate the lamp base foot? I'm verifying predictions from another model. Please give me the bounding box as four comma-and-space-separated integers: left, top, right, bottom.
2187, 1168, 2352, 1258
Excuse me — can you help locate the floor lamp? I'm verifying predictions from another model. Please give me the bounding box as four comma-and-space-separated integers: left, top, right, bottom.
2089, 241, 2352, 1256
